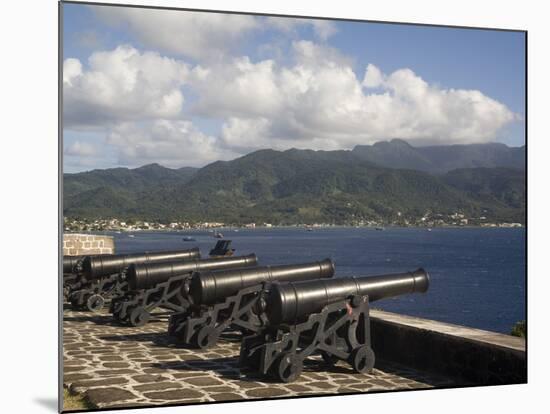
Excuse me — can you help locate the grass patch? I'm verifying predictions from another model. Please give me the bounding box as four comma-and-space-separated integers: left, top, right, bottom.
511, 320, 526, 338
63, 388, 93, 411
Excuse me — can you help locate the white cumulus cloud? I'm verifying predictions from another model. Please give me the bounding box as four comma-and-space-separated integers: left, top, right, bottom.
265, 17, 338, 40
64, 141, 99, 157
92, 7, 338, 61
63, 39, 519, 170
93, 7, 260, 61
105, 120, 239, 168
63, 45, 189, 128
190, 42, 517, 149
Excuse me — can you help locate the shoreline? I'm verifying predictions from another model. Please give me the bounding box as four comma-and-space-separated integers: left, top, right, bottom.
64, 224, 526, 234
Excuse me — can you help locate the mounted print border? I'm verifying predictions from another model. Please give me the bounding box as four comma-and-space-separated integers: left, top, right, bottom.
60, 1, 527, 412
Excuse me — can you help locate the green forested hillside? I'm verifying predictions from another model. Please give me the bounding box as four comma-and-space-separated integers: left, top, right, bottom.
63, 143, 526, 225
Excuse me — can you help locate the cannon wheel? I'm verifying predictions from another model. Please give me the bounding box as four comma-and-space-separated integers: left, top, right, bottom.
195, 326, 220, 349
86, 294, 105, 313
274, 352, 303, 383
350, 345, 375, 374
129, 307, 151, 327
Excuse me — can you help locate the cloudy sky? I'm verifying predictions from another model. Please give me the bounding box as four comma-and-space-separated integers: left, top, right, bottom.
62, 3, 525, 173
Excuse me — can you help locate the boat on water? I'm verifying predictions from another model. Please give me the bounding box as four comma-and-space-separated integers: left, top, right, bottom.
128, 234, 135, 238
213, 231, 224, 239
375, 227, 385, 231
182, 236, 196, 242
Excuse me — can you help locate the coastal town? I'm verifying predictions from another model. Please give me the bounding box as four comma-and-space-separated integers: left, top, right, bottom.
63, 214, 523, 233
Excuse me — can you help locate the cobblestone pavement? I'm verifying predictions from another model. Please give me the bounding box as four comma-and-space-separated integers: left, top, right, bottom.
63, 308, 457, 410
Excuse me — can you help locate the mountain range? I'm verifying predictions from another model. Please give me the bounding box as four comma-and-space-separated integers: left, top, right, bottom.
63, 140, 526, 224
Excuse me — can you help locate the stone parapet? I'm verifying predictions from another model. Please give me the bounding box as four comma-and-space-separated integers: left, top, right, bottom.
63, 233, 115, 256
370, 310, 526, 385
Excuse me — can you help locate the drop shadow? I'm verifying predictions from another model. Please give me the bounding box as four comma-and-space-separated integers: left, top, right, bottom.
372, 359, 460, 387
34, 397, 58, 412
149, 354, 384, 384
99, 330, 242, 349
63, 311, 171, 327
62, 314, 121, 327
148, 350, 459, 387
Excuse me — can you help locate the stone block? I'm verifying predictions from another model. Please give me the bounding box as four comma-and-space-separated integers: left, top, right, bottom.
62, 234, 115, 255
143, 389, 204, 400
210, 393, 243, 401
72, 377, 129, 390
85, 387, 137, 405
131, 374, 169, 384
103, 362, 131, 369
133, 382, 182, 392
305, 381, 335, 389
184, 376, 225, 387
245, 387, 288, 398
64, 373, 93, 383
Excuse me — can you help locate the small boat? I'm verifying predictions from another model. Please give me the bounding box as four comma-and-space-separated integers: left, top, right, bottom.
213, 231, 224, 239
182, 236, 196, 242
427, 228, 433, 232
375, 227, 385, 231
128, 234, 135, 238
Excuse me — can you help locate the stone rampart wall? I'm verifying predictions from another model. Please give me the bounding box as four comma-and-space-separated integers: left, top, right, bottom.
370, 310, 526, 385
63, 234, 115, 256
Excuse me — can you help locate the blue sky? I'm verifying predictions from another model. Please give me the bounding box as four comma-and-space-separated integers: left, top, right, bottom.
62, 3, 525, 172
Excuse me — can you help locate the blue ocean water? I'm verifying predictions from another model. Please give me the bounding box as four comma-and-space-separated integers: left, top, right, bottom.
109, 227, 526, 334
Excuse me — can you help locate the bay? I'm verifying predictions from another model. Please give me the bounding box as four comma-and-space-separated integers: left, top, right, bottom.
108, 227, 526, 334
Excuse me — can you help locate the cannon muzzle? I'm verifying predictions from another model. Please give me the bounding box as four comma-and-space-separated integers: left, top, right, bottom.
190, 259, 335, 305
63, 255, 85, 274
126, 254, 258, 290
81, 248, 201, 280
267, 268, 429, 324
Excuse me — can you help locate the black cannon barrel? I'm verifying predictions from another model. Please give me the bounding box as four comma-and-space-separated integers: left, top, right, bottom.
127, 254, 259, 290
63, 256, 85, 274
267, 268, 429, 325
81, 248, 201, 280
190, 259, 335, 306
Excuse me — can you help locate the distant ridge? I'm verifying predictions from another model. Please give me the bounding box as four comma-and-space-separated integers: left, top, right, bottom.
63, 140, 525, 224
352, 139, 525, 173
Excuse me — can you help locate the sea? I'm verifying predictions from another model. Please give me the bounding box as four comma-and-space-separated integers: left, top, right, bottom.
107, 227, 526, 334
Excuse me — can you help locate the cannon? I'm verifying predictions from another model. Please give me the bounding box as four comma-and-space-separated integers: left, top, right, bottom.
63, 255, 86, 300
63, 254, 111, 300
67, 248, 201, 312
80, 248, 200, 280
168, 259, 335, 349
63, 255, 85, 274
111, 254, 259, 326
239, 269, 429, 382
